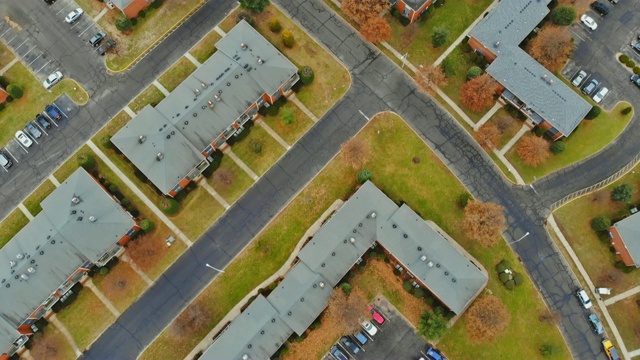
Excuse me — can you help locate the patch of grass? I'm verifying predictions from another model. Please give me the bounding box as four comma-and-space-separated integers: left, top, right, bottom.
554, 165, 640, 294
51, 79, 89, 105
57, 289, 115, 351
189, 30, 222, 63
29, 322, 77, 360
0, 209, 29, 249
127, 223, 187, 280
607, 295, 640, 350
440, 45, 488, 122
169, 187, 225, 240
22, 180, 56, 216
487, 151, 518, 184
485, 108, 525, 149
220, 5, 350, 118
102, 0, 205, 71
157, 57, 198, 92
140, 113, 566, 360
128, 84, 166, 113
74, 0, 103, 18
232, 125, 286, 176
506, 102, 633, 183
261, 102, 314, 145
53, 144, 89, 182
92, 110, 132, 144
0, 42, 15, 69
207, 155, 255, 204
93, 261, 148, 312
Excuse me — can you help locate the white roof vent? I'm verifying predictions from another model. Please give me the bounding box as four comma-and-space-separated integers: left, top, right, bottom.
420, 255, 427, 262
27, 267, 36, 274
370, 212, 376, 218
89, 216, 97, 222
240, 43, 247, 50
9, 260, 16, 268
319, 281, 325, 288
16, 253, 23, 260
257, 56, 263, 65
138, 135, 146, 144
71, 196, 80, 204
214, 94, 221, 102
427, 261, 434, 268
194, 88, 200, 96
494, 41, 500, 47
201, 82, 208, 89
208, 101, 214, 108
20, 274, 29, 281
350, 237, 356, 244
156, 153, 164, 161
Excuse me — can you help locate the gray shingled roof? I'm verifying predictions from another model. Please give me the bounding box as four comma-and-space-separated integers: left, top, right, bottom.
202, 295, 292, 360
402, 0, 430, 10
0, 318, 20, 353
0, 169, 135, 351
613, 214, 640, 267
468, 0, 591, 136
109, 0, 133, 10
112, 20, 298, 195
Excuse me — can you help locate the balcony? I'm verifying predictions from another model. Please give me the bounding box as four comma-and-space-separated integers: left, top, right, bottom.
501, 89, 545, 125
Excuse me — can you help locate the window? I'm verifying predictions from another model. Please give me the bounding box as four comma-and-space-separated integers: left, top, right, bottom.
256, 97, 264, 107
172, 184, 183, 193
204, 145, 214, 155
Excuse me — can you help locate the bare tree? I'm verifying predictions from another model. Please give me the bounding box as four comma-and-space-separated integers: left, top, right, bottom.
360, 17, 391, 44
213, 168, 234, 186
466, 295, 510, 343
169, 301, 212, 339
494, 114, 518, 134
30, 333, 60, 360
126, 234, 161, 273
526, 26, 573, 72
475, 123, 502, 149
460, 74, 498, 112
326, 288, 369, 333
341, 137, 371, 169
341, 0, 387, 23
414, 65, 448, 95
463, 200, 506, 247
517, 135, 551, 166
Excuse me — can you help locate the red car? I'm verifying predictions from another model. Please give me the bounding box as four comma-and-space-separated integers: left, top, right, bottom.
368, 305, 385, 325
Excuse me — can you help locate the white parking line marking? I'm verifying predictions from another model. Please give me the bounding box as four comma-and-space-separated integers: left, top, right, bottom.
1, 28, 12, 37
54, 103, 68, 118
70, 20, 82, 30
35, 60, 51, 74
4, 148, 17, 163
34, 121, 48, 136
24, 130, 39, 145
27, 53, 43, 66
56, 4, 70, 15
14, 38, 29, 51
6, 35, 17, 44
78, 24, 93, 37
0, 165, 7, 173
23, 45, 37, 58
14, 139, 28, 154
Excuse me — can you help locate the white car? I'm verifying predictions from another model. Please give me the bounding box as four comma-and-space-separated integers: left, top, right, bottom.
42, 71, 63, 89
65, 8, 84, 23
593, 87, 609, 103
361, 320, 378, 336
577, 289, 593, 309
15, 131, 33, 148
581, 15, 598, 30
572, 70, 587, 87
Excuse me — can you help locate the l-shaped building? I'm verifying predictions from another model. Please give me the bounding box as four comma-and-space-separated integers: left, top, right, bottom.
200, 181, 488, 359
467, 0, 591, 140
112, 20, 299, 197
0, 169, 139, 358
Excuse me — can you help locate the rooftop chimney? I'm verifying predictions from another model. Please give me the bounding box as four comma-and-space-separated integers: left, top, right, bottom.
27, 267, 36, 274
71, 196, 80, 205
208, 101, 214, 108
240, 43, 247, 50
319, 281, 325, 288
427, 261, 434, 268
257, 57, 263, 65
156, 152, 164, 161
349, 237, 356, 244
420, 255, 427, 262
214, 94, 221, 102
371, 212, 376, 218
201, 82, 208, 89
89, 216, 97, 222
194, 88, 201, 96
16, 254, 23, 260
20, 274, 29, 281
9, 260, 16, 268
139, 135, 146, 144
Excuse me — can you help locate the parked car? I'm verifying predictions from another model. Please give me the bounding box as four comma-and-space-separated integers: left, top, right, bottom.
591, 1, 610, 16
45, 105, 62, 121
631, 41, 640, 53
426, 347, 447, 360
0, 152, 12, 169
65, 8, 84, 23
588, 313, 604, 334
361, 320, 378, 336
353, 331, 368, 345
608, 0, 618, 4
43, 0, 56, 4
89, 32, 106, 47
42, 71, 63, 89
330, 345, 348, 360
97, 39, 116, 56
602, 339, 621, 360
593, 87, 609, 103
582, 79, 599, 95
25, 122, 42, 139
572, 70, 587, 87
15, 131, 33, 148
340, 337, 360, 354
368, 305, 385, 325
577, 289, 593, 309
581, 14, 598, 30
35, 114, 51, 129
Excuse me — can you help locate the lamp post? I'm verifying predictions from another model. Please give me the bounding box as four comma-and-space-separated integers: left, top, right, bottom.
205, 263, 225, 273
508, 232, 530, 245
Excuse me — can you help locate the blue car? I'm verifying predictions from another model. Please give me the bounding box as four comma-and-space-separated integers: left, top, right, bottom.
425, 347, 446, 360
354, 331, 368, 345
45, 104, 62, 121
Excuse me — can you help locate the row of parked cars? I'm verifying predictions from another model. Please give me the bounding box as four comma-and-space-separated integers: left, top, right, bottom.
14, 105, 62, 149
329, 306, 386, 360
576, 289, 620, 360
62, 7, 115, 56
580, 1, 617, 31
571, 70, 609, 103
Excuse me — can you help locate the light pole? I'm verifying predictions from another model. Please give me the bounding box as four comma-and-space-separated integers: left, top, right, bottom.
401, 52, 408, 69
529, 184, 539, 196
508, 232, 530, 245
205, 263, 225, 273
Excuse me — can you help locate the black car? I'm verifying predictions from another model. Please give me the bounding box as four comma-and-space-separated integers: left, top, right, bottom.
43, 0, 56, 4
35, 114, 51, 129
591, 1, 610, 16
97, 39, 116, 56
340, 337, 360, 354
89, 32, 106, 47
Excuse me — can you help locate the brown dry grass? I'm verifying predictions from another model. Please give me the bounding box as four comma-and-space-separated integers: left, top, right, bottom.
93, 261, 148, 312
558, 0, 590, 16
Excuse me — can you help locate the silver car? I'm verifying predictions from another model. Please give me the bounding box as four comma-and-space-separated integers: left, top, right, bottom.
65, 8, 84, 23
572, 70, 587, 87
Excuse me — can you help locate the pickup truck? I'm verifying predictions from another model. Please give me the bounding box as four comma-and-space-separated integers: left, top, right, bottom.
602, 339, 621, 360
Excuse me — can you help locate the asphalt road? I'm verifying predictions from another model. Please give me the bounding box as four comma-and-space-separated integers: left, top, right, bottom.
3, 0, 638, 359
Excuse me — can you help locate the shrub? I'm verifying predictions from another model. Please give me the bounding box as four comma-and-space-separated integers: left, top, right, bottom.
269, 18, 281, 33
300, 66, 314, 85
369, 251, 377, 258
496, 262, 507, 273
357, 169, 372, 184
236, 12, 254, 25
282, 29, 295, 48
619, 54, 630, 63
115, 15, 133, 32
591, 216, 611, 231
431, 27, 449, 47
239, 0, 269, 13
108, 184, 119, 194
499, 272, 510, 283
99, 267, 109, 275
505, 280, 515, 290
513, 273, 524, 286
150, 0, 163, 8
77, 153, 96, 171
250, 140, 263, 154
403, 281, 413, 292
140, 219, 155, 232
540, 342, 563, 358
441, 57, 456, 77
138, 9, 146, 18
550, 141, 566, 154
6, 84, 22, 99
0, 76, 8, 87
418, 310, 448, 340
414, 288, 426, 298
160, 197, 180, 215
627, 60, 636, 68
121, 198, 131, 207
457, 193, 473, 208
100, 135, 114, 149
622, 106, 633, 115
550, 6, 576, 25
585, 106, 601, 120
634, 67, 640, 75
339, 282, 352, 295
467, 66, 483, 79
393, 268, 401, 276
611, 183, 635, 203
499, 259, 512, 269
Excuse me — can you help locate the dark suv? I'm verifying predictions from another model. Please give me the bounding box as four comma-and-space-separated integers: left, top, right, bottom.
591, 1, 610, 16
35, 114, 51, 129
97, 39, 116, 56
45, 104, 62, 121
89, 32, 106, 47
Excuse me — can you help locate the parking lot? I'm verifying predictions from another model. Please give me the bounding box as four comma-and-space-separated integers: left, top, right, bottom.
324, 296, 432, 360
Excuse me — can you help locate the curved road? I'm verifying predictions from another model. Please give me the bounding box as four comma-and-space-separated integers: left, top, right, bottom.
3, 0, 638, 359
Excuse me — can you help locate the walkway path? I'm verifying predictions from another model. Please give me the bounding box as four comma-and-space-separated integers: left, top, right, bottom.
93, 8, 108, 22
120, 254, 153, 286
84, 279, 121, 318
499, 124, 529, 155
48, 315, 82, 357
17, 203, 33, 220
0, 58, 17, 75
604, 285, 640, 306
473, 103, 502, 131
48, 174, 60, 187
184, 52, 202, 67
222, 148, 259, 180
87, 140, 193, 246
255, 116, 291, 150
288, 93, 319, 122
152, 80, 170, 97
199, 181, 231, 209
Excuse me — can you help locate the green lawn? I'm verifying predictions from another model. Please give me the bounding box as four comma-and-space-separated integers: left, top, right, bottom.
232, 125, 286, 176
220, 5, 350, 118
93, 261, 148, 312
101, 0, 205, 71
0, 42, 15, 69
506, 102, 634, 183
92, 110, 131, 143
74, 0, 103, 18
262, 101, 314, 145
607, 294, 640, 351
57, 289, 114, 351
157, 57, 198, 92
22, 179, 56, 216
554, 164, 640, 294
207, 155, 255, 204
485, 107, 525, 149
0, 209, 29, 249
52, 79, 89, 105
128, 84, 166, 113
140, 113, 566, 360
169, 187, 225, 240
53, 145, 89, 182
29, 322, 77, 360
188, 30, 222, 64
